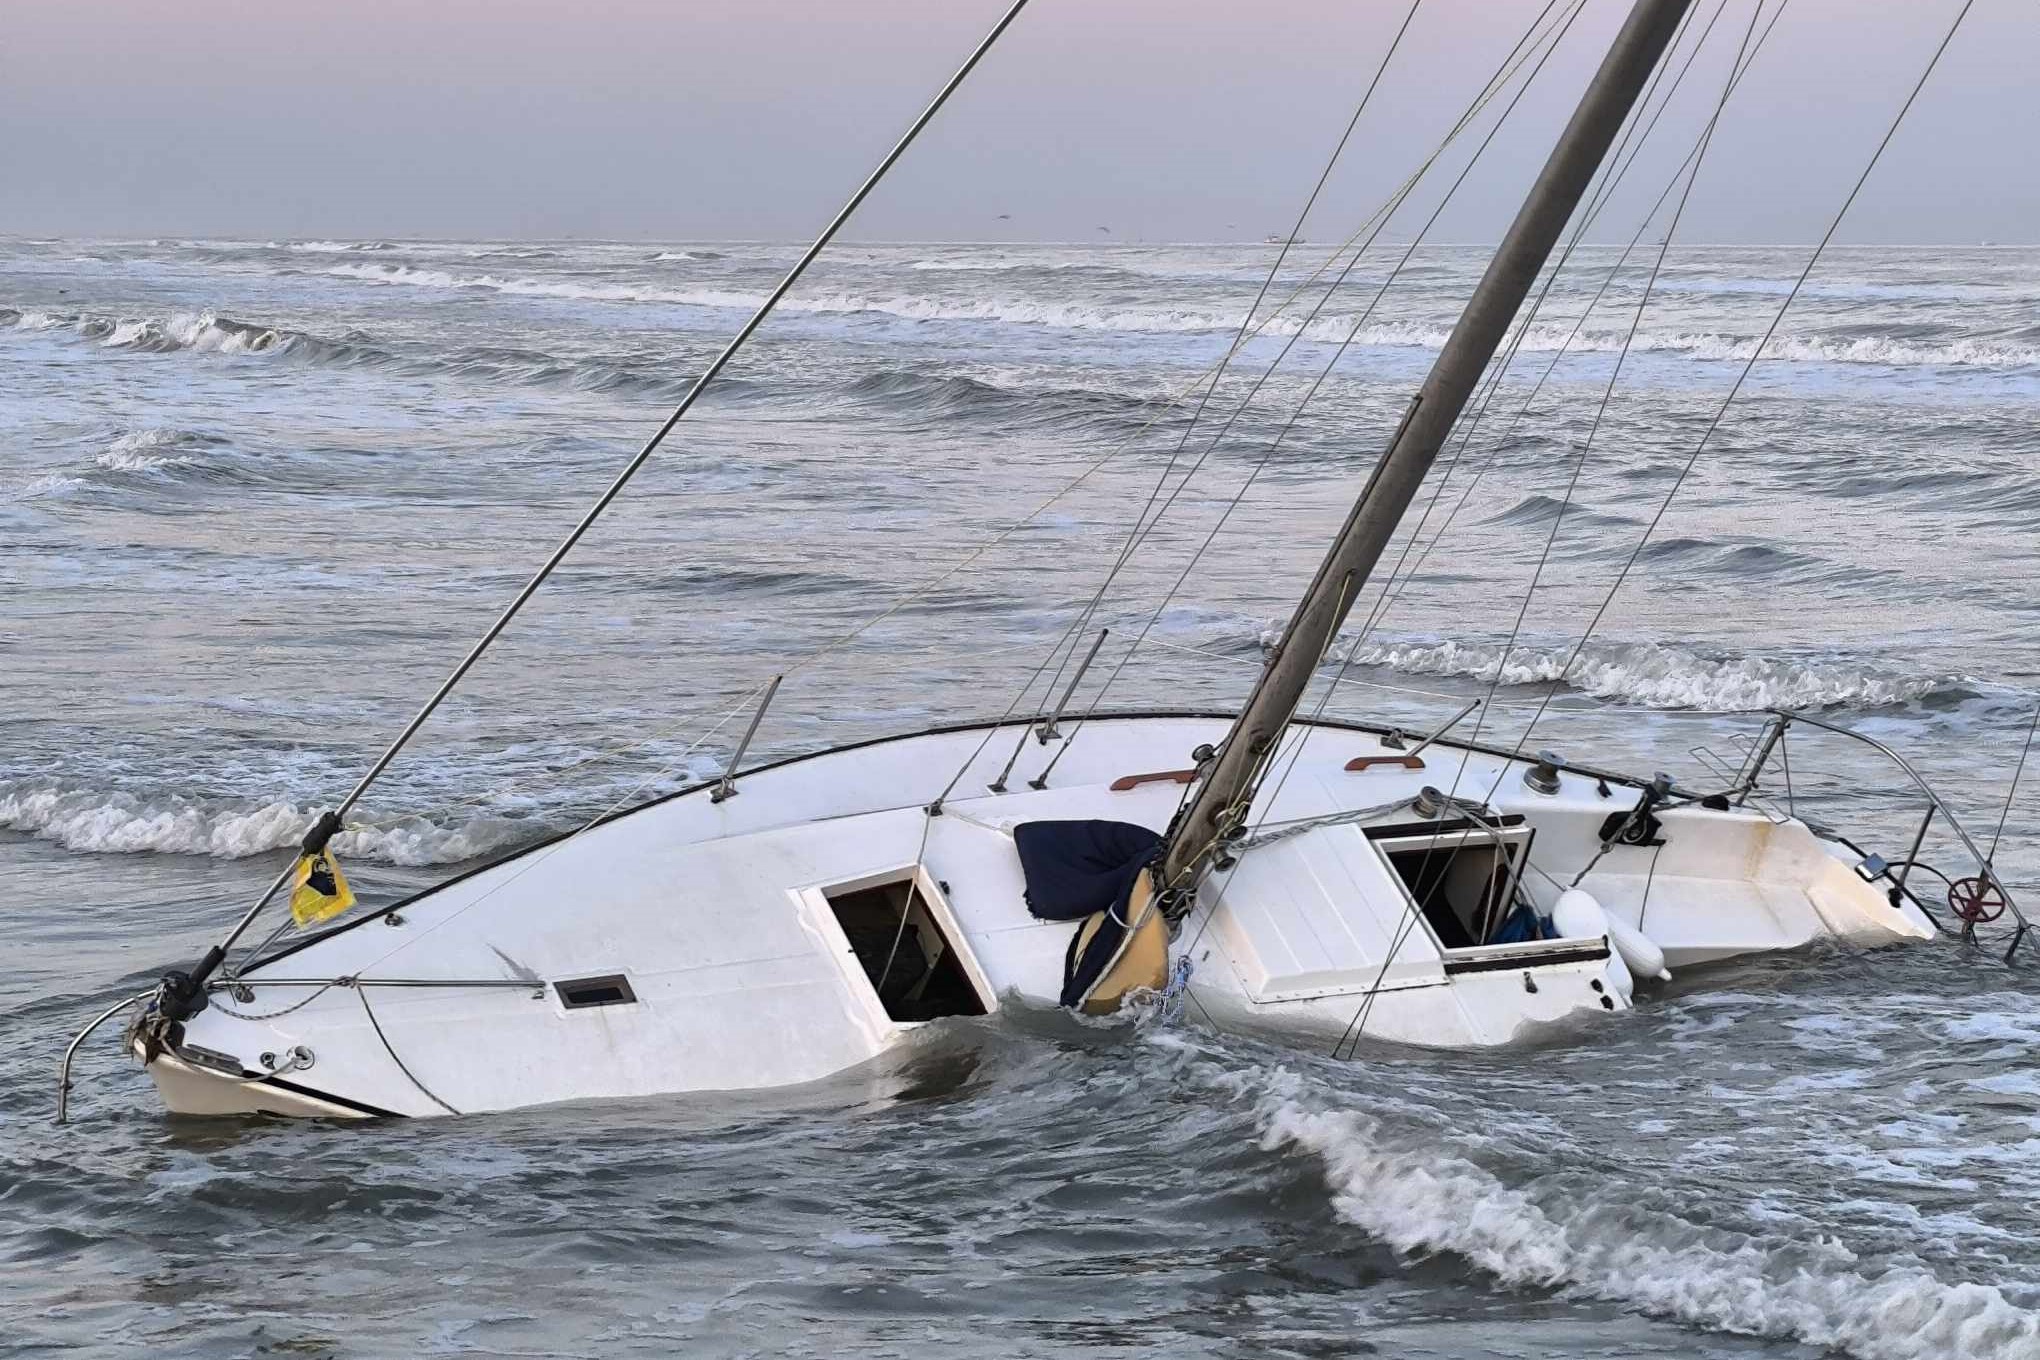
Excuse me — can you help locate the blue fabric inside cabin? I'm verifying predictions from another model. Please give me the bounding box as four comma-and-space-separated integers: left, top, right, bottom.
1488, 899, 1551, 945
1013, 819, 1163, 922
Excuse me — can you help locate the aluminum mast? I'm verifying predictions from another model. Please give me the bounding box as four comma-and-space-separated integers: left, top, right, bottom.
1157, 0, 1698, 894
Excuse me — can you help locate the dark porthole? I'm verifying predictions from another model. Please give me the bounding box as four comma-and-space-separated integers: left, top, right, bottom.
556, 974, 637, 1009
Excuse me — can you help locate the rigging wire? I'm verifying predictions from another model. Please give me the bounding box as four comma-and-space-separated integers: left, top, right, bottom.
973, 0, 1429, 794
1035, 0, 1594, 787
238, 221, 1485, 963
1230, 0, 1738, 827
1489, 0, 1980, 791
930, 0, 1580, 804
358, 986, 462, 1116
1211, 0, 1771, 1057
1236, 0, 1790, 889
1350, 0, 1775, 1049
1987, 699, 2040, 866
194, 0, 1042, 973
1454, 0, 1771, 763
1172, 0, 1735, 977
1348, 0, 1765, 649
817, 5, 1585, 818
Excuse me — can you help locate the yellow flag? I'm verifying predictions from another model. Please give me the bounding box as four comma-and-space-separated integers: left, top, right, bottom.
290, 848, 356, 928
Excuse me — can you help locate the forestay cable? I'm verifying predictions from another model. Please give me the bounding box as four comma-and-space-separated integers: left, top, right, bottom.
178, 0, 1040, 984
933, 0, 1570, 801
970, 0, 1428, 796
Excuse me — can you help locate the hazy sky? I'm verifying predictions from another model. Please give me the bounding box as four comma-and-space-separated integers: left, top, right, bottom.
3, 0, 2030, 243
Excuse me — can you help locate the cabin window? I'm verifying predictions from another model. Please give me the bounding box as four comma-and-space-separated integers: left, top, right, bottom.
556, 974, 637, 1009
1375, 829, 1531, 951
823, 874, 988, 1022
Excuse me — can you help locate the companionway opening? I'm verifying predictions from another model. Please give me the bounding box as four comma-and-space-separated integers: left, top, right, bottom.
824, 873, 988, 1023
1376, 827, 1533, 951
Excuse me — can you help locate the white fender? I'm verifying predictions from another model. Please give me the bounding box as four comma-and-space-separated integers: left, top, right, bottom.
1551, 887, 1608, 940
1554, 887, 1669, 984
1553, 887, 1632, 999
1608, 915, 1671, 982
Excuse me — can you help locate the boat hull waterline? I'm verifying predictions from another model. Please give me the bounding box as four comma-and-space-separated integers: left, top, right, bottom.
134, 713, 1931, 1119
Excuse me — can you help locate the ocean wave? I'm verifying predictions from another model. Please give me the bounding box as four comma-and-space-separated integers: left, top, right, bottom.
311, 266, 2040, 367
0, 304, 672, 397
1314, 636, 1967, 711
909, 258, 1032, 272
1263, 1097, 2039, 1360
1484, 492, 1641, 529
2, 300, 1172, 428
836, 367, 1157, 429
5, 308, 69, 332
2, 306, 293, 355
0, 781, 536, 866
0, 471, 85, 504
650, 249, 724, 262
289, 240, 395, 253
1619, 328, 2040, 369
92, 427, 229, 475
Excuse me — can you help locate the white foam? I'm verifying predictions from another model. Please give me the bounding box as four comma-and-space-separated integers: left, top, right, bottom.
312, 263, 2040, 366
318, 262, 1426, 340
95, 428, 198, 473
0, 784, 529, 866
908, 258, 1034, 272
1323, 637, 1956, 711
95, 311, 285, 355
1, 471, 84, 503
1263, 1100, 2040, 1360
1614, 328, 2040, 369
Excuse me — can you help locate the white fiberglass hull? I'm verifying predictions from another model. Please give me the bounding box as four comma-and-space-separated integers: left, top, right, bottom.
138, 712, 1931, 1119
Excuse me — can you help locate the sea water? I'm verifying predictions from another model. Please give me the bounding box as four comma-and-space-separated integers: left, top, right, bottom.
3, 237, 2037, 1357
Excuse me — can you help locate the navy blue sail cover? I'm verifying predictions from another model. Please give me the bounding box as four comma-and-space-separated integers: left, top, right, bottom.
1012, 819, 1162, 922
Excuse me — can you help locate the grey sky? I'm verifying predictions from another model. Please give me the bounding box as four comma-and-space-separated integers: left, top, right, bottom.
2, 0, 2029, 243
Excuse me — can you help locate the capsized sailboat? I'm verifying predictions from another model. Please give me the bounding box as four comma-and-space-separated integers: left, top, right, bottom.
64, 0, 2025, 1120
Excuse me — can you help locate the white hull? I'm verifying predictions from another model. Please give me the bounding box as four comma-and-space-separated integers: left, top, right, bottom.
139, 713, 1932, 1119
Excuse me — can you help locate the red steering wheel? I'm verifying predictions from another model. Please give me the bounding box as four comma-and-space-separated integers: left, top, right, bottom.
1948, 876, 2008, 925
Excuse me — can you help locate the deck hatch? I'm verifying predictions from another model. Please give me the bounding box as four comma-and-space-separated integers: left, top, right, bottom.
1374, 825, 1536, 952
815, 868, 992, 1023
555, 974, 637, 1009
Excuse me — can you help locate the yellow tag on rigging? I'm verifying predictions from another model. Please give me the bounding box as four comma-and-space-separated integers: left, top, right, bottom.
289, 847, 356, 928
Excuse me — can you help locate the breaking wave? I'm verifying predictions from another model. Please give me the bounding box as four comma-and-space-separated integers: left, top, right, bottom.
5, 306, 290, 355
1, 471, 84, 504
909, 258, 1036, 271
0, 781, 537, 866
93, 427, 227, 475
0, 303, 1165, 426
312, 265, 2040, 367
1260, 1094, 2040, 1360
288, 239, 395, 253
1323, 637, 1968, 711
